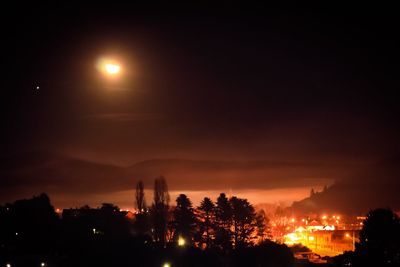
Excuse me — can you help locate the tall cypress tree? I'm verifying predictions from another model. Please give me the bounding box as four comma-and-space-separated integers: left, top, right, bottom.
150, 176, 170, 246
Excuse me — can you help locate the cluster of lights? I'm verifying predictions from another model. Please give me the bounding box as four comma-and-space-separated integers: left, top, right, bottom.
320, 215, 341, 224
285, 233, 301, 244
5, 262, 45, 267
321, 215, 341, 220
288, 217, 309, 224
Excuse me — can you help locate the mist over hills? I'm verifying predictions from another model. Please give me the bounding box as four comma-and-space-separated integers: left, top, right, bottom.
1, 151, 399, 213
291, 156, 400, 215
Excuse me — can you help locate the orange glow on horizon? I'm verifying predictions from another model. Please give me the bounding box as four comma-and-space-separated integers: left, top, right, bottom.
49, 186, 325, 210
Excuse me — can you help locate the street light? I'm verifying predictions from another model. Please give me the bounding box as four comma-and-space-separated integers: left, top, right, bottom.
178, 236, 186, 247
345, 231, 355, 250
162, 262, 171, 267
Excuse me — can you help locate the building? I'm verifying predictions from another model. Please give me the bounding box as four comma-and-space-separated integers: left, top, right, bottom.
285, 227, 359, 257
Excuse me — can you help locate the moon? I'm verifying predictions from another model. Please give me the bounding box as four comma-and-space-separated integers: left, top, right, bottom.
105, 63, 120, 74
96, 57, 122, 78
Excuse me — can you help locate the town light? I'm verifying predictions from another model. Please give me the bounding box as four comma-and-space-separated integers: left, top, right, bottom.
163, 262, 171, 267
285, 233, 301, 244
6, 263, 11, 267
178, 236, 186, 247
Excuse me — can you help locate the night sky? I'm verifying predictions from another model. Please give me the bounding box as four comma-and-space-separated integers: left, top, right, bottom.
1, 4, 399, 210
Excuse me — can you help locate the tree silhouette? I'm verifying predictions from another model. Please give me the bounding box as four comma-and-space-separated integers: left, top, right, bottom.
198, 197, 216, 248
214, 193, 233, 251
1, 193, 303, 266
230, 196, 257, 248
135, 180, 146, 213
151, 176, 170, 246
233, 240, 295, 267
273, 206, 288, 242
255, 209, 271, 242
154, 176, 170, 206
98, 203, 130, 237
172, 194, 197, 244
310, 188, 315, 197
0, 193, 59, 253
355, 208, 400, 266
134, 180, 151, 236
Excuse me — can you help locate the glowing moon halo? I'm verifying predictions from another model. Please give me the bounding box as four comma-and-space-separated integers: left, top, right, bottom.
96, 57, 122, 78
105, 63, 120, 74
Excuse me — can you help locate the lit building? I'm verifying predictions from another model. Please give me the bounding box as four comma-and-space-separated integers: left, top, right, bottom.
285, 228, 359, 257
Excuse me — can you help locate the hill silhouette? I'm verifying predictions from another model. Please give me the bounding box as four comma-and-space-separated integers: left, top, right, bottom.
0, 150, 335, 206
291, 155, 400, 215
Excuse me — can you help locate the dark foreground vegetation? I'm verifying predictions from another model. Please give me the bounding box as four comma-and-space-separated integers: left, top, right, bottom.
0, 177, 294, 267
332, 208, 400, 267
1, 177, 399, 266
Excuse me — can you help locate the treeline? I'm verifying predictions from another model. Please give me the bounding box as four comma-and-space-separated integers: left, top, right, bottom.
134, 176, 270, 250
333, 208, 400, 267
0, 177, 294, 267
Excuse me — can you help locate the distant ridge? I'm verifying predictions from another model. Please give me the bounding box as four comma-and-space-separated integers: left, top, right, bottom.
0, 151, 333, 204
291, 155, 400, 215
